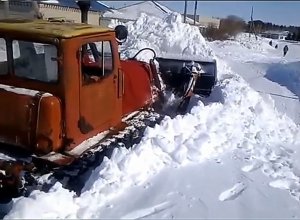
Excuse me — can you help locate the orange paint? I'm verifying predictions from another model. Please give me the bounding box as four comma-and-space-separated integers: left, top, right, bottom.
121, 60, 154, 116
0, 19, 157, 156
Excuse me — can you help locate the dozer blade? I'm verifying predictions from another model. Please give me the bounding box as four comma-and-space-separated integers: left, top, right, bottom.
156, 57, 217, 97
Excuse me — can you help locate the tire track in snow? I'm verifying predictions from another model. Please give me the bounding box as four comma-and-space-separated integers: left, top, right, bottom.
240, 142, 300, 201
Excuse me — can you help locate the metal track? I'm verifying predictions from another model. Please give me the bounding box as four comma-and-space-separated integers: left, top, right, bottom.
8, 110, 164, 199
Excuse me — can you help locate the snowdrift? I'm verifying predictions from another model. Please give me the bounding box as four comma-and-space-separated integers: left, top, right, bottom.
265, 61, 300, 98
213, 33, 274, 53
112, 13, 215, 62
4, 13, 300, 219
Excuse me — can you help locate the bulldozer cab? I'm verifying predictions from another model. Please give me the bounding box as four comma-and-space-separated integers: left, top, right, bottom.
0, 19, 122, 154
76, 34, 122, 137
81, 41, 113, 81
0, 38, 57, 82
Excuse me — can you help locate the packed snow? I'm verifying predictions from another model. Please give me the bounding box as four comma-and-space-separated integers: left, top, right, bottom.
1, 12, 300, 219
210, 33, 300, 123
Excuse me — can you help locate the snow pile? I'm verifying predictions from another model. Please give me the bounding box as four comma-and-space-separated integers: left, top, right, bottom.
234, 33, 275, 52
3, 13, 300, 219
211, 33, 276, 62
5, 62, 300, 219
107, 18, 125, 29
265, 61, 300, 98
114, 13, 215, 62
211, 31, 300, 123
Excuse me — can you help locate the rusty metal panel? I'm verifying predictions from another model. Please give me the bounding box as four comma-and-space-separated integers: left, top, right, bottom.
0, 84, 63, 154
36, 95, 63, 154
120, 60, 153, 116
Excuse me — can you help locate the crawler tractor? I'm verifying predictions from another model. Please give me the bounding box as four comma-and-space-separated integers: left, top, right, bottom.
0, 1, 217, 202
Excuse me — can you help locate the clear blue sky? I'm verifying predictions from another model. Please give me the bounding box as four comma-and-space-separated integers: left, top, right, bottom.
101, 1, 300, 26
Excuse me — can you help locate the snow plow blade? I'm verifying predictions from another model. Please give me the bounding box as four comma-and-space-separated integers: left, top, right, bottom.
156, 57, 217, 97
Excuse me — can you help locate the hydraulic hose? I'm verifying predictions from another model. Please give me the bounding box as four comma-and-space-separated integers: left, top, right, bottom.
130, 48, 157, 60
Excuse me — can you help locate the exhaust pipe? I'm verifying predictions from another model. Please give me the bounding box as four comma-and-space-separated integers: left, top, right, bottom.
77, 0, 91, 24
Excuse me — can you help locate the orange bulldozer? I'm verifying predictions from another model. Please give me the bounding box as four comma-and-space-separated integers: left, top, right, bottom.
0, 1, 217, 202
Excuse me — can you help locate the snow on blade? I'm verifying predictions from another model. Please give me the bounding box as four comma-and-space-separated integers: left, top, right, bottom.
4, 13, 300, 219
114, 12, 215, 62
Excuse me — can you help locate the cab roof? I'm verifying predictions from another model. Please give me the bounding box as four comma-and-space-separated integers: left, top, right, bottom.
0, 19, 113, 39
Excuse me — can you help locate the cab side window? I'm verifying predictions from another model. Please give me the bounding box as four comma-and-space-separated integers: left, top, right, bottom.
80, 41, 113, 84
12, 40, 58, 83
0, 38, 8, 75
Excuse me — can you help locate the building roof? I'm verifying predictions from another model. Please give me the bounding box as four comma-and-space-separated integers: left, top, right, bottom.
103, 1, 199, 25
103, 1, 173, 20
261, 30, 290, 35
39, 0, 110, 12
0, 19, 112, 39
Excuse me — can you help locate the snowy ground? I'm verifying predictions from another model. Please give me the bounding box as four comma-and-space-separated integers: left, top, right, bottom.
210, 34, 300, 124
2, 13, 300, 219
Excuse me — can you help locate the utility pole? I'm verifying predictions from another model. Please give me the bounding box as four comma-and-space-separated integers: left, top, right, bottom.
183, 0, 187, 23
249, 6, 253, 38
193, 0, 198, 25
249, 6, 257, 40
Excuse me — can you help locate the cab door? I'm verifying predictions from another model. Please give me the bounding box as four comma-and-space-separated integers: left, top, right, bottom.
78, 39, 118, 134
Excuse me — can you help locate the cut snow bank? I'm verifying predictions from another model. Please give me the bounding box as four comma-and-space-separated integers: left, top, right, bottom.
4, 13, 300, 219
210, 32, 300, 123
211, 33, 277, 63
214, 33, 274, 54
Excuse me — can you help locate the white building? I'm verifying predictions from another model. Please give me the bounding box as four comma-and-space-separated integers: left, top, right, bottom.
186, 14, 221, 29
260, 30, 290, 40
100, 1, 200, 27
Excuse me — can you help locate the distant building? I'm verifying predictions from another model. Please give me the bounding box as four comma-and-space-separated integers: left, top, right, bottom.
0, 0, 36, 19
185, 14, 221, 29
260, 30, 289, 40
0, 0, 110, 25
101, 1, 200, 28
